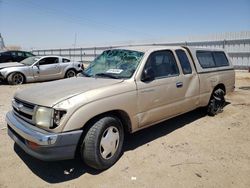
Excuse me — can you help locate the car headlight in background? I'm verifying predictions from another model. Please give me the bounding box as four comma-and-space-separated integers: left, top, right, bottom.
35, 106, 53, 128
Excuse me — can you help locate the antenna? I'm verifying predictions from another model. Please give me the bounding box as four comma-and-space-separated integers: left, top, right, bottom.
73, 33, 77, 61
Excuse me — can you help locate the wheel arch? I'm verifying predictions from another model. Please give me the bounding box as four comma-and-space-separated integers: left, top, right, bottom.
203, 83, 226, 107
74, 109, 132, 158
207, 83, 226, 106
81, 110, 132, 135
213, 83, 226, 95
207, 83, 226, 116
7, 71, 26, 83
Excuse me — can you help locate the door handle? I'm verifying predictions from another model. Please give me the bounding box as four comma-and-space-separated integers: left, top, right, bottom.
176, 82, 183, 88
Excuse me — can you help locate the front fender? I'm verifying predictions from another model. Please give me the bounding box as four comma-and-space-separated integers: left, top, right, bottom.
1, 68, 23, 79
0, 67, 32, 81
0, 68, 12, 79
61, 91, 138, 132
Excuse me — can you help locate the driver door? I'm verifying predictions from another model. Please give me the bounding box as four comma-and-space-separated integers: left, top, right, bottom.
136, 49, 199, 128
33, 57, 60, 81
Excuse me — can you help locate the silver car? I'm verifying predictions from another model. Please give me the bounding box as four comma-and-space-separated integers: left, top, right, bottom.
0, 56, 83, 84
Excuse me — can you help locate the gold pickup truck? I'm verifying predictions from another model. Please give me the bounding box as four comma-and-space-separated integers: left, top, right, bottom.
6, 46, 235, 170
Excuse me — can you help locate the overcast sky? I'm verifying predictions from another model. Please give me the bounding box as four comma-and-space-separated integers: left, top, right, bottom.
0, 0, 250, 50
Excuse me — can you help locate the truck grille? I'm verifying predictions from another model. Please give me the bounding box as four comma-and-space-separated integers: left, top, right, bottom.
12, 98, 36, 124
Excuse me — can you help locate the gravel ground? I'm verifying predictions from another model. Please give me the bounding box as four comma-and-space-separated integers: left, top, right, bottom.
0, 71, 250, 188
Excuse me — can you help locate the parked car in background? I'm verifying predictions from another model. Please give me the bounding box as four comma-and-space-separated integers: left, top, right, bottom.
6, 46, 235, 170
0, 56, 82, 84
0, 50, 34, 63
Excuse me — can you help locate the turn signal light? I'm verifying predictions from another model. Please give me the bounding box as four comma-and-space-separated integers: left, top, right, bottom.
27, 141, 40, 149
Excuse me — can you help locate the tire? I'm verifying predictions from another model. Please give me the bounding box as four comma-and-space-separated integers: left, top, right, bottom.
65, 69, 76, 78
7, 72, 25, 85
81, 116, 124, 170
207, 88, 225, 116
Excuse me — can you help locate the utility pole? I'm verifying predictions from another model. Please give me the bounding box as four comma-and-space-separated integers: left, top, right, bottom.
73, 33, 77, 61
0, 33, 6, 51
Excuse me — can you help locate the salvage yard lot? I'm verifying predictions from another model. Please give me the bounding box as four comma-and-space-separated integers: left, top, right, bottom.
0, 71, 250, 188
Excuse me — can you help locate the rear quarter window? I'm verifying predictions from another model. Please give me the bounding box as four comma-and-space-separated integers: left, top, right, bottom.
62, 58, 70, 63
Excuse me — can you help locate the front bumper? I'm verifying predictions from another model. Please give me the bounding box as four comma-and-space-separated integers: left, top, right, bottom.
6, 111, 83, 161
0, 72, 5, 81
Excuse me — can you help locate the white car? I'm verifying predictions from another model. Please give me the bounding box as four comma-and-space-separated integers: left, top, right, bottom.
0, 56, 83, 84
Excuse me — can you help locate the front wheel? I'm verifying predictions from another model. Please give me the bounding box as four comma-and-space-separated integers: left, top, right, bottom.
7, 72, 25, 85
207, 88, 225, 116
80, 116, 124, 170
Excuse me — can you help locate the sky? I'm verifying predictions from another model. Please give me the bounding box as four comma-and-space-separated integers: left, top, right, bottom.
0, 0, 250, 50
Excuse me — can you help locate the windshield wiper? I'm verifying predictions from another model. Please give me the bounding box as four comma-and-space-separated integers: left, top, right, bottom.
95, 73, 119, 79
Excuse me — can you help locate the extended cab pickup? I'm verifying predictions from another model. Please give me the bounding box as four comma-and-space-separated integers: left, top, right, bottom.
6, 46, 235, 169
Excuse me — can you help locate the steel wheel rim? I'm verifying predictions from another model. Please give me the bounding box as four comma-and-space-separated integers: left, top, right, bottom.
13, 73, 23, 84
100, 126, 120, 160
213, 90, 225, 112
67, 70, 75, 78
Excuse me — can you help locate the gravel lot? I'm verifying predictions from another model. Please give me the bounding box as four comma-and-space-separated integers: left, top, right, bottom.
0, 71, 250, 188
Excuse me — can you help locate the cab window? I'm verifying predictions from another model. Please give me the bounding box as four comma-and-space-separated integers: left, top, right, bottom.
145, 50, 179, 79
39, 57, 59, 65
175, 50, 192, 74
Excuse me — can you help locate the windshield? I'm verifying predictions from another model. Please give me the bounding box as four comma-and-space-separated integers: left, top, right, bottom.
84, 49, 144, 79
20, 56, 39, 65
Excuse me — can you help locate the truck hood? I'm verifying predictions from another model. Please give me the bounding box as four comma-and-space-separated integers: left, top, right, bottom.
15, 77, 124, 107
0, 62, 24, 69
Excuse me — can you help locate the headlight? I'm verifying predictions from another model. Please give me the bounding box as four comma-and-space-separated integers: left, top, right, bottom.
35, 106, 53, 128
53, 109, 66, 128
35, 106, 66, 129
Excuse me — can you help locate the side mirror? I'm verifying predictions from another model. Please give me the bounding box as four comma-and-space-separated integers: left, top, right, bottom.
34, 63, 40, 69
141, 67, 155, 82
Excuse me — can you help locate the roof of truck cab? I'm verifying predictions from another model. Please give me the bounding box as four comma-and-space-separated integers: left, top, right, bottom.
113, 46, 225, 53
113, 45, 184, 53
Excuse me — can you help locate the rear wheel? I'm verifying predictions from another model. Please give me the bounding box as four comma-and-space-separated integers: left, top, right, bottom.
207, 88, 225, 116
80, 116, 124, 170
7, 72, 25, 85
65, 69, 76, 78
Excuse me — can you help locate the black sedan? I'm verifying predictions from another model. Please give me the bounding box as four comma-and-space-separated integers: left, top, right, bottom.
0, 50, 35, 63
